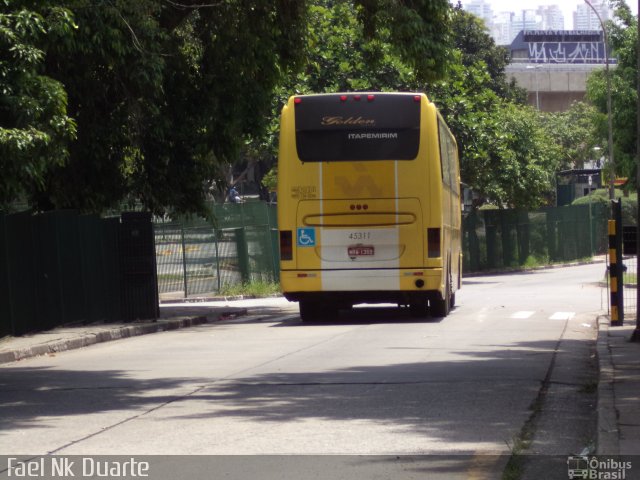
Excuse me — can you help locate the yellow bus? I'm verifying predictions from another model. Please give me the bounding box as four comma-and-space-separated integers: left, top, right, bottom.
277, 92, 461, 321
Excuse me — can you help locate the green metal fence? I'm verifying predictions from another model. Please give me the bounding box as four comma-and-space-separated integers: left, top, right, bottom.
156, 201, 609, 299
463, 203, 609, 273
155, 202, 278, 300
0, 202, 613, 335
1, 210, 158, 337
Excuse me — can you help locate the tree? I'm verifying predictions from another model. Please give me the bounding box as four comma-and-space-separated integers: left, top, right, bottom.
261, 3, 557, 209
450, 1, 525, 103
487, 104, 560, 208
0, 1, 76, 209
429, 9, 558, 209
252, 0, 453, 200
586, 0, 637, 185
430, 58, 558, 209
36, 0, 309, 216
2, 0, 454, 216
542, 101, 601, 171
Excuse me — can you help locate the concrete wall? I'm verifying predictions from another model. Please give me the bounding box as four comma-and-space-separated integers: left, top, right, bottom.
506, 63, 608, 112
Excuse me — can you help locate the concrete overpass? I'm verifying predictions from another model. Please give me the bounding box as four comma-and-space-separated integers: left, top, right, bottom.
506, 62, 609, 112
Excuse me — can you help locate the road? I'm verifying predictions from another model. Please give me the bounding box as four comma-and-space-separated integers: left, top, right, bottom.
0, 263, 607, 479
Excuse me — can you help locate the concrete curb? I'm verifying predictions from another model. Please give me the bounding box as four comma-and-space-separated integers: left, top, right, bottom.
0, 309, 248, 365
596, 314, 620, 456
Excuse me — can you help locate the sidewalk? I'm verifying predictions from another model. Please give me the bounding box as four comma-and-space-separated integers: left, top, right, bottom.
598, 315, 640, 457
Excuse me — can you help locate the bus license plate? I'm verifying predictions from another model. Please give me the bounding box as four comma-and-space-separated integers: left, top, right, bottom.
348, 245, 375, 257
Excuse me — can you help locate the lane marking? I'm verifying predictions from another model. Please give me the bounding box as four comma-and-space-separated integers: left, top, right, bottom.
511, 311, 535, 319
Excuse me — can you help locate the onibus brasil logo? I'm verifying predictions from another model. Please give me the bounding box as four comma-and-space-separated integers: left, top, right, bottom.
567, 456, 632, 479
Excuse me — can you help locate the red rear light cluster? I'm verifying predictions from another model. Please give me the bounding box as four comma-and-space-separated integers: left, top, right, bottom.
427, 228, 441, 258
349, 204, 369, 211
280, 230, 293, 260
335, 94, 376, 102
294, 94, 420, 105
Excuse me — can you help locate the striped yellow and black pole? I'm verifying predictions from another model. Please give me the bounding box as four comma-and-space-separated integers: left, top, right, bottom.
609, 201, 624, 326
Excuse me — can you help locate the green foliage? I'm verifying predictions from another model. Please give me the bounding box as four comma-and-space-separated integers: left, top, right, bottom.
542, 102, 601, 171
0, 1, 77, 209
573, 188, 638, 225
218, 280, 281, 298
571, 188, 612, 208
257, 0, 452, 196
586, 3, 638, 186
355, 0, 452, 83
430, 12, 556, 209
263, 3, 556, 210
3, 0, 457, 215
34, 0, 310, 216
292, 1, 421, 93
2, 0, 565, 214
449, 4, 525, 103
261, 167, 278, 193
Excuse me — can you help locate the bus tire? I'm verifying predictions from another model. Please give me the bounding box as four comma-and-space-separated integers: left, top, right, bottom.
409, 300, 429, 318
430, 275, 451, 318
430, 297, 448, 318
299, 300, 321, 322
299, 300, 338, 322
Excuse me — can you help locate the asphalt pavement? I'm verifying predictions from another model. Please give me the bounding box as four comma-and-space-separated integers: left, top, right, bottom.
0, 294, 638, 462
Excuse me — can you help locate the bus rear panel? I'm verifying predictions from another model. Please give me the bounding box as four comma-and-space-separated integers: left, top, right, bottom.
277, 92, 461, 319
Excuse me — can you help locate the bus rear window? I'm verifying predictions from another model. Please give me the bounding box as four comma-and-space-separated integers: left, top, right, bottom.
294, 94, 421, 162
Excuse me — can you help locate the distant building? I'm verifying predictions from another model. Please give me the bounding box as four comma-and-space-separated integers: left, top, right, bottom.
536, 5, 564, 30
556, 169, 602, 206
464, 0, 494, 29
506, 30, 613, 111
509, 30, 608, 64
511, 9, 540, 35
492, 11, 516, 45
574, 2, 610, 30
464, 2, 612, 47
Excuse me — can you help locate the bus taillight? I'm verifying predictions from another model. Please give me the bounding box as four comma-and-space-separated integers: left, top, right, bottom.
428, 228, 441, 258
280, 230, 293, 260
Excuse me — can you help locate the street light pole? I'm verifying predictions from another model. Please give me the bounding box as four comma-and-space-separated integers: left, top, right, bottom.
585, 0, 615, 201
525, 64, 540, 110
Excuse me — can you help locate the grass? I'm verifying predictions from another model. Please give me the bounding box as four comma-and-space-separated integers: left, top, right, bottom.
624, 272, 638, 286
471, 255, 594, 275
522, 254, 550, 268
218, 280, 281, 298
601, 271, 638, 287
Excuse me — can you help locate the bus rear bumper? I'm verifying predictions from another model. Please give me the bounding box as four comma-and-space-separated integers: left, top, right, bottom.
280, 268, 443, 305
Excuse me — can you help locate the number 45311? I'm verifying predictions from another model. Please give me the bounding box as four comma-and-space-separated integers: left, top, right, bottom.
348, 232, 371, 240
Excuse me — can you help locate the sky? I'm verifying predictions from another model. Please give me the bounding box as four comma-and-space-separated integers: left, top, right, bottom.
459, 0, 638, 29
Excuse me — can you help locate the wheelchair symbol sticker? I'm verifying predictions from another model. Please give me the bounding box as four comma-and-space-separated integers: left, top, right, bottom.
297, 228, 316, 247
